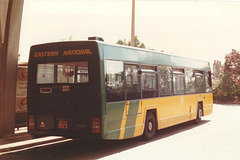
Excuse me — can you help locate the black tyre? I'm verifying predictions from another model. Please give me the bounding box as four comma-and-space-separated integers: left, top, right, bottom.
195, 104, 203, 124
143, 111, 156, 141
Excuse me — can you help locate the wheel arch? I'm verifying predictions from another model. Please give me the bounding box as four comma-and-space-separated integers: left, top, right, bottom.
198, 101, 204, 116
145, 109, 158, 129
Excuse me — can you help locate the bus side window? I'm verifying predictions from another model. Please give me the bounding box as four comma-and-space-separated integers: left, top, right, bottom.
125, 64, 141, 100
195, 70, 205, 93
185, 68, 195, 94
173, 68, 184, 94
105, 60, 125, 102
141, 66, 158, 98
173, 68, 185, 95
158, 66, 173, 96
205, 71, 212, 93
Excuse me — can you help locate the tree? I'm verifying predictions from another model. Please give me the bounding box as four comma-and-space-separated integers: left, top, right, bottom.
60, 36, 73, 41
116, 36, 146, 49
116, 39, 128, 46
213, 49, 240, 101
224, 49, 240, 85
213, 72, 239, 101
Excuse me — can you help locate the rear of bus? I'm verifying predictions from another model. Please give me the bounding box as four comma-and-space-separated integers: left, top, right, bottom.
27, 41, 102, 139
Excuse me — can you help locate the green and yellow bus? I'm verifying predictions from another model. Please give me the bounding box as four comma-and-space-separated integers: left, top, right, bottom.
27, 38, 213, 140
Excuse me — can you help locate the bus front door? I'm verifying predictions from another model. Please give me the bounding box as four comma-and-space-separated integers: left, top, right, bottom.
124, 64, 143, 139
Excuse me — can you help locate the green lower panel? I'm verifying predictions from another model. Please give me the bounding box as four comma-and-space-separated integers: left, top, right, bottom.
104, 102, 125, 139
104, 100, 141, 140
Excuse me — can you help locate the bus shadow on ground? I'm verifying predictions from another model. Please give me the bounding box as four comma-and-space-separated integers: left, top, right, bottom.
2, 120, 210, 160
96, 120, 210, 159
153, 120, 210, 141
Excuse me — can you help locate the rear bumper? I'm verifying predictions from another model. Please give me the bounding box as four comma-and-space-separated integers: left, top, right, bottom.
28, 129, 101, 139
28, 114, 102, 139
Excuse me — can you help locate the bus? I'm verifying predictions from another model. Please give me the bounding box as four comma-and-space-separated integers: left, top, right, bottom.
27, 38, 213, 140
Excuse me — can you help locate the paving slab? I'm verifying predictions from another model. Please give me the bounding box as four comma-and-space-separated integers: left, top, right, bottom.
0, 131, 66, 153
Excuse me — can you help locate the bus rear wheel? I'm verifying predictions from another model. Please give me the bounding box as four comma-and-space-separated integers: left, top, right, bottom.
143, 111, 156, 141
195, 103, 203, 124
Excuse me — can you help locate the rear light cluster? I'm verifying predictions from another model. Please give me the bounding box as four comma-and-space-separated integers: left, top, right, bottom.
92, 118, 100, 133
28, 115, 35, 130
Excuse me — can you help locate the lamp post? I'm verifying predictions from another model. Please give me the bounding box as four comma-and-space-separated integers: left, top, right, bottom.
131, 0, 135, 47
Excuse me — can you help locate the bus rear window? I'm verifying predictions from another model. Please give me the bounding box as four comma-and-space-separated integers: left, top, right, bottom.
37, 62, 89, 84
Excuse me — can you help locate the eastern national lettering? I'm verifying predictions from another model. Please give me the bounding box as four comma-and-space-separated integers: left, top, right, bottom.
34, 51, 59, 57
63, 49, 92, 56
34, 49, 92, 58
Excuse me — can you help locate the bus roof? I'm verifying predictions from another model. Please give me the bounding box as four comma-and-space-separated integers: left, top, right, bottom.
99, 41, 211, 70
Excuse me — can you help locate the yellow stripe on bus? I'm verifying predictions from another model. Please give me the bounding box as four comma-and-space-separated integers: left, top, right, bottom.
119, 102, 129, 139
133, 100, 143, 137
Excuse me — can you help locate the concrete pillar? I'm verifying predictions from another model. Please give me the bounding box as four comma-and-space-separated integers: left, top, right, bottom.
0, 0, 24, 138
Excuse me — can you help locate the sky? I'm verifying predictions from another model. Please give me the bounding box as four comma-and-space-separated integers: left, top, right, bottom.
19, 0, 240, 67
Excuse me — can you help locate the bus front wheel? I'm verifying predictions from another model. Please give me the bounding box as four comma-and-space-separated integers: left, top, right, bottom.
143, 111, 156, 140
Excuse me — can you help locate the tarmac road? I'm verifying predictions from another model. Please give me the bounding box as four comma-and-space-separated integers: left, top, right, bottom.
1, 104, 239, 160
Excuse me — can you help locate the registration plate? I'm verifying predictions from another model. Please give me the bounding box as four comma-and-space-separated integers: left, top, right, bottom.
58, 120, 68, 129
